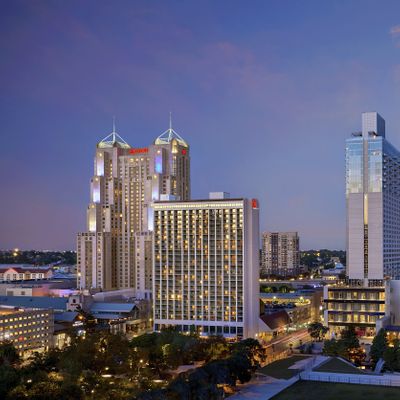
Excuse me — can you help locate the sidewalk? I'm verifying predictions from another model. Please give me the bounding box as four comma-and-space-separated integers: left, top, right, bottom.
230, 374, 300, 400
230, 355, 328, 400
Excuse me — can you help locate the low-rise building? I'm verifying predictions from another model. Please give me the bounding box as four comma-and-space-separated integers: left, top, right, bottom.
258, 310, 291, 341
0, 278, 76, 297
0, 265, 53, 282
90, 302, 142, 335
323, 284, 386, 338
261, 288, 323, 322
0, 306, 54, 356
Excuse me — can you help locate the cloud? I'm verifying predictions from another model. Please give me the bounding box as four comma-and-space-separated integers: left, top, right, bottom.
390, 25, 400, 36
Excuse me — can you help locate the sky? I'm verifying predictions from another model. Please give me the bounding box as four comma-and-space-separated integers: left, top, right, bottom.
1, 0, 400, 251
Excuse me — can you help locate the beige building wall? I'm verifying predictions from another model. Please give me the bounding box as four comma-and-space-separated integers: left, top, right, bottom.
0, 308, 54, 357
153, 197, 259, 339
261, 232, 299, 276
77, 125, 190, 294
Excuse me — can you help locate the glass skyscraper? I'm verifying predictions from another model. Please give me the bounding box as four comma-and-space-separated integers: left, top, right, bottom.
346, 112, 400, 284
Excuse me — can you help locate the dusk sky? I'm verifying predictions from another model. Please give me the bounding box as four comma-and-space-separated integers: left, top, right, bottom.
1, 0, 400, 251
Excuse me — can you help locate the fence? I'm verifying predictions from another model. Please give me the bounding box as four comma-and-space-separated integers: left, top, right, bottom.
300, 370, 400, 387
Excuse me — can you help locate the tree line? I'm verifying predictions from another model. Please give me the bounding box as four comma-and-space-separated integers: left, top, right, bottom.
0, 328, 267, 400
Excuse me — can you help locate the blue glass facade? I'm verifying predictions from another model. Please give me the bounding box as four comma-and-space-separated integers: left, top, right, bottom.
346, 113, 400, 282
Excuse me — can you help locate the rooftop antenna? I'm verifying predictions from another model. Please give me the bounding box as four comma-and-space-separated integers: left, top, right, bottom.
168, 112, 173, 141
112, 116, 116, 141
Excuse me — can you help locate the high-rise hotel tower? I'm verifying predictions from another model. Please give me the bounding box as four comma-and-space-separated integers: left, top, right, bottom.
153, 193, 260, 339
324, 112, 400, 336
346, 112, 400, 285
77, 122, 190, 295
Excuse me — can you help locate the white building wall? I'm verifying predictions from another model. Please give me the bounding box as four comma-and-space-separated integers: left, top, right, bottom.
368, 193, 383, 280
243, 199, 259, 338
347, 194, 364, 280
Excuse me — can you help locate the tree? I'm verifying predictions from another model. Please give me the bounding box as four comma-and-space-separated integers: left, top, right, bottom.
0, 342, 20, 367
0, 365, 20, 399
341, 326, 359, 350
75, 305, 96, 334
308, 322, 329, 342
370, 329, 388, 365
383, 339, 400, 372
323, 326, 364, 364
322, 339, 347, 358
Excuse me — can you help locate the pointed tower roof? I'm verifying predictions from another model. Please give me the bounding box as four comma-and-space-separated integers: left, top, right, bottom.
154, 113, 188, 147
97, 117, 131, 149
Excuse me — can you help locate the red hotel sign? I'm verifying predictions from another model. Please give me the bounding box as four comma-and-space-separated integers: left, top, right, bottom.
129, 148, 149, 154
252, 199, 258, 209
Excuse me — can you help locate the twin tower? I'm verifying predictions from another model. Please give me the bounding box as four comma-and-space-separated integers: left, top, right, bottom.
77, 122, 190, 297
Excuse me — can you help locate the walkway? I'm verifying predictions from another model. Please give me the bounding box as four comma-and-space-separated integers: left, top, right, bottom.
230, 356, 327, 400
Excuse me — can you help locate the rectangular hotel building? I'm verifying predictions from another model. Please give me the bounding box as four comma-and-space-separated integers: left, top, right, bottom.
153, 195, 259, 339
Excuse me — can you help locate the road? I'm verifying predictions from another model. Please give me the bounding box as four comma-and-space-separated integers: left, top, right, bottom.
263, 329, 311, 361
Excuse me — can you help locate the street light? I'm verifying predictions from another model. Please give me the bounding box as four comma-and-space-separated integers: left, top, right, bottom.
137, 359, 144, 376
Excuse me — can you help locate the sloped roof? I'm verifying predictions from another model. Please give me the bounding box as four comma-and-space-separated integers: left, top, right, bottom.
260, 310, 291, 330
90, 302, 136, 313
0, 296, 68, 311
54, 311, 79, 322
0, 267, 52, 274
92, 313, 124, 320
97, 128, 130, 149
155, 127, 188, 147
154, 116, 188, 147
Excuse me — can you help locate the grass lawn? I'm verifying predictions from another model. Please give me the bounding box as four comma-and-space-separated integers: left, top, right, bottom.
258, 356, 309, 379
272, 380, 400, 400
314, 357, 364, 374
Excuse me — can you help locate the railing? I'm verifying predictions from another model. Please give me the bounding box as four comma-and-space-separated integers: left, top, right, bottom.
300, 371, 400, 387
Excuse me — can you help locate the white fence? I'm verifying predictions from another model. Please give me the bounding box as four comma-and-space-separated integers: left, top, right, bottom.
300, 370, 400, 387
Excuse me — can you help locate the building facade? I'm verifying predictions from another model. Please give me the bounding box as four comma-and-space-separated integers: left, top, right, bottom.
153, 195, 260, 339
261, 232, 300, 277
0, 267, 53, 282
325, 112, 400, 337
323, 285, 385, 337
77, 122, 190, 295
346, 112, 400, 284
0, 307, 54, 357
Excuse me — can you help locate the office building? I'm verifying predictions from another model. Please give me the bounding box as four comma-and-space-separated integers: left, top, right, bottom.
77, 120, 190, 295
261, 232, 300, 277
153, 194, 260, 339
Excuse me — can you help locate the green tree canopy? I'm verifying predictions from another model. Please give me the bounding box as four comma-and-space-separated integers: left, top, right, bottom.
370, 329, 388, 365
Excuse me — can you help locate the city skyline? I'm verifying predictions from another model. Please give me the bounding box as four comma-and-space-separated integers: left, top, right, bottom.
2, 1, 400, 250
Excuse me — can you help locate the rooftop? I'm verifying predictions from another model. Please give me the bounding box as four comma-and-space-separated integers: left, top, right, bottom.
90, 302, 136, 313
0, 296, 68, 311
260, 310, 291, 330
97, 120, 131, 149
154, 115, 188, 147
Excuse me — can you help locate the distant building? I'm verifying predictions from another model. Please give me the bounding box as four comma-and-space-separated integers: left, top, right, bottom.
261, 232, 300, 277
0, 265, 53, 282
0, 278, 77, 297
0, 307, 54, 357
153, 194, 260, 339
